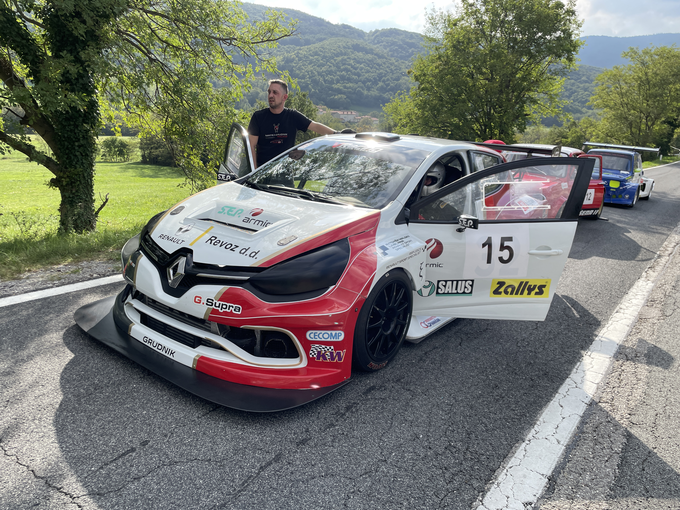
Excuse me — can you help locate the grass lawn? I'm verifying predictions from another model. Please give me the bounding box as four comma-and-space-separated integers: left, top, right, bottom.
0, 148, 190, 280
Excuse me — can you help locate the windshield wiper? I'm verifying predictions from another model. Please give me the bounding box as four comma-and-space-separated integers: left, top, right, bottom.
244, 179, 270, 191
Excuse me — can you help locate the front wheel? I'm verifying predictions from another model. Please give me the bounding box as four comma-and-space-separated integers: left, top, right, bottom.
627, 187, 640, 208
353, 271, 413, 372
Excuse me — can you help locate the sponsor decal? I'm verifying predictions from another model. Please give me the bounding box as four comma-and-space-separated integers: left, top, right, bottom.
579, 209, 598, 216
385, 247, 427, 271
217, 205, 244, 218
309, 344, 346, 362
204, 236, 260, 259
158, 233, 185, 245
277, 235, 297, 246
426, 263, 443, 268
194, 295, 242, 314
419, 316, 441, 329
306, 331, 345, 341
490, 279, 550, 298
170, 206, 185, 215
142, 336, 176, 358
436, 280, 474, 296
242, 215, 273, 228
417, 280, 436, 297
425, 238, 443, 259
250, 208, 264, 216
378, 235, 415, 256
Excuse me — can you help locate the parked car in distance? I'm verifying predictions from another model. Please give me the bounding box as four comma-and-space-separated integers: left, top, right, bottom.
477, 142, 605, 219
583, 142, 657, 207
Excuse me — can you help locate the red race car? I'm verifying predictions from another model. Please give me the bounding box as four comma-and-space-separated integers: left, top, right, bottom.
478, 142, 605, 219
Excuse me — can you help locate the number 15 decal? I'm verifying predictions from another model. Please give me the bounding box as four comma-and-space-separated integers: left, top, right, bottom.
482, 236, 514, 265
464, 224, 530, 278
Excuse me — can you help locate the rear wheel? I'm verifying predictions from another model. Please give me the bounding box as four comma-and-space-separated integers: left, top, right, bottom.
353, 271, 412, 372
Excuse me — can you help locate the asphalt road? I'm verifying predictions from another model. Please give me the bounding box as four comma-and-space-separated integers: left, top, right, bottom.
1, 162, 679, 510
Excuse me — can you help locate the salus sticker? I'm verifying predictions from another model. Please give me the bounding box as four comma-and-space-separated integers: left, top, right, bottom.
436, 279, 474, 296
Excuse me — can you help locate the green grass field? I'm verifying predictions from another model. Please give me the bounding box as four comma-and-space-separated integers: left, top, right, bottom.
0, 148, 190, 280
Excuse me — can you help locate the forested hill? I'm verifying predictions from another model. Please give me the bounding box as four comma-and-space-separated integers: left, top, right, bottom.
241, 3, 680, 115
241, 3, 422, 110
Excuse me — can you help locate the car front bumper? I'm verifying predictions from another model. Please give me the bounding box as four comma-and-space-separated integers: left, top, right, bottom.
74, 291, 350, 412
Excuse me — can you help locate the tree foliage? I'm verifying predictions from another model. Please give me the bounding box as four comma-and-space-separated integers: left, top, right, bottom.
589, 45, 680, 151
0, 0, 294, 232
384, 0, 583, 142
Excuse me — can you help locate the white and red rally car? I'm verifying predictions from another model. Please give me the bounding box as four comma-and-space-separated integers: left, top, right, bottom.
76, 125, 594, 411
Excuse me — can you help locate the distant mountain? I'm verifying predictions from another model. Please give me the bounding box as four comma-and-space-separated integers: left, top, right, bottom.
579, 34, 680, 68
241, 3, 680, 116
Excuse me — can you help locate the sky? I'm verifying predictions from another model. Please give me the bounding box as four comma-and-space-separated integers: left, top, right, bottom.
246, 0, 680, 37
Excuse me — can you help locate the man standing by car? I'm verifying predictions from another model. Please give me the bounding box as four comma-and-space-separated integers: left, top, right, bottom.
248, 79, 336, 168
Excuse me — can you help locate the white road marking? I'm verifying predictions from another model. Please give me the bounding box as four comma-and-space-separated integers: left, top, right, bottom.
0, 274, 124, 308
475, 223, 680, 510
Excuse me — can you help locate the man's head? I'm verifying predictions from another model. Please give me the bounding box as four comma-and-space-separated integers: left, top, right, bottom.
422, 163, 445, 196
267, 79, 288, 112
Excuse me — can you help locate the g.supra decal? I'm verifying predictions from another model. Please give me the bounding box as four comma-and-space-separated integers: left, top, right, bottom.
75, 124, 593, 412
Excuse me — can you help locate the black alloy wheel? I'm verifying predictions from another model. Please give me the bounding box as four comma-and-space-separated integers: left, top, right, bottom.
353, 271, 412, 372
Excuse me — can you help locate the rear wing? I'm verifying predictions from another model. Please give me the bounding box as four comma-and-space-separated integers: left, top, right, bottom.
582, 141, 660, 154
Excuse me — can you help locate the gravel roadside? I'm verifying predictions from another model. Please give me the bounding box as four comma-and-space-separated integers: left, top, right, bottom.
0, 259, 120, 298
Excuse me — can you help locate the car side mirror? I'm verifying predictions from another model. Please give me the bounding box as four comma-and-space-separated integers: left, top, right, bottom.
216, 163, 237, 183
457, 214, 478, 232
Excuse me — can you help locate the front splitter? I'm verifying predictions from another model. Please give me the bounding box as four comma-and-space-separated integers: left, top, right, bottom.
74, 293, 350, 412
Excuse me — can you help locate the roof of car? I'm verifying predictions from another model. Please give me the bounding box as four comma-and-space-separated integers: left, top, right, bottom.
331, 133, 503, 157
586, 148, 636, 156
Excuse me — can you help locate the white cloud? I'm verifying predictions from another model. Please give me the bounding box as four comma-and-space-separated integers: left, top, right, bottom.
245, 0, 680, 37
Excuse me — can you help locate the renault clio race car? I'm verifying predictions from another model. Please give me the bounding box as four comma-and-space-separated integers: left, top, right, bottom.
583, 142, 658, 207
75, 125, 593, 412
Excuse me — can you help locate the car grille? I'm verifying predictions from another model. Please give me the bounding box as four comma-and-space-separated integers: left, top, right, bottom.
132, 292, 299, 359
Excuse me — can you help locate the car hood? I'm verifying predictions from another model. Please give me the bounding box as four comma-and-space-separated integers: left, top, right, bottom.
602, 170, 632, 181
149, 183, 380, 268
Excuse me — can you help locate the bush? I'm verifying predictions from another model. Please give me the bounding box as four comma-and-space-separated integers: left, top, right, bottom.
99, 137, 134, 162
140, 133, 176, 167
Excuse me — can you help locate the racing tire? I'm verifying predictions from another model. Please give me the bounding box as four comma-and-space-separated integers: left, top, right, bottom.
353, 270, 413, 372
627, 187, 640, 208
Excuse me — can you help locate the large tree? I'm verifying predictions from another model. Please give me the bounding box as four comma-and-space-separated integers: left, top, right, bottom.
589, 46, 680, 151
384, 0, 582, 142
0, 0, 294, 233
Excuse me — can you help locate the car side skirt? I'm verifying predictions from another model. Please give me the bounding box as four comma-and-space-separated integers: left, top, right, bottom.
74, 294, 350, 412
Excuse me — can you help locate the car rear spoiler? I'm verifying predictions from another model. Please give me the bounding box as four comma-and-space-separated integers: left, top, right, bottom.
582, 142, 660, 153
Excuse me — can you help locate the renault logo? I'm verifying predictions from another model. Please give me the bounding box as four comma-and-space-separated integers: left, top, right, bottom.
167, 256, 186, 288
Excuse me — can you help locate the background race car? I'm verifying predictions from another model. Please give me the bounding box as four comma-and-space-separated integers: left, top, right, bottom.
583, 142, 658, 207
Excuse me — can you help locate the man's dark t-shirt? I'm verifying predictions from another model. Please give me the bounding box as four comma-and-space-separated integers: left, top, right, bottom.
248, 108, 312, 166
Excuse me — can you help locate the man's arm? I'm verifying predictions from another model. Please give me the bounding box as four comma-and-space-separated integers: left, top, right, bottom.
308, 121, 336, 135
248, 134, 258, 169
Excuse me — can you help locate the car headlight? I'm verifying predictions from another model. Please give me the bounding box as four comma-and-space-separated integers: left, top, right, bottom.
249, 239, 350, 295
138, 211, 171, 265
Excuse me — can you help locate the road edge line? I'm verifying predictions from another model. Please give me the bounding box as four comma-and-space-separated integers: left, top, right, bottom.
0, 274, 124, 308
475, 223, 680, 510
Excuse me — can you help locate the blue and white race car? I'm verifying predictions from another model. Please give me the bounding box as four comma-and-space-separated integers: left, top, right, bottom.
584, 142, 657, 207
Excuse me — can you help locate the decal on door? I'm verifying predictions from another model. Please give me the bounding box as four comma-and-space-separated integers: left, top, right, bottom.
436, 279, 474, 296
463, 224, 530, 278
490, 279, 550, 298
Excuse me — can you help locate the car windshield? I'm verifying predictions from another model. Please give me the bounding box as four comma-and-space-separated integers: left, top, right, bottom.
245, 138, 430, 208
592, 153, 631, 173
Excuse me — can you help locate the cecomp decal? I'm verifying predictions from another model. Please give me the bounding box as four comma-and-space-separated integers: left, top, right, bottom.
490, 279, 550, 298
436, 279, 474, 296
306, 331, 345, 341
194, 295, 242, 314
309, 344, 346, 362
